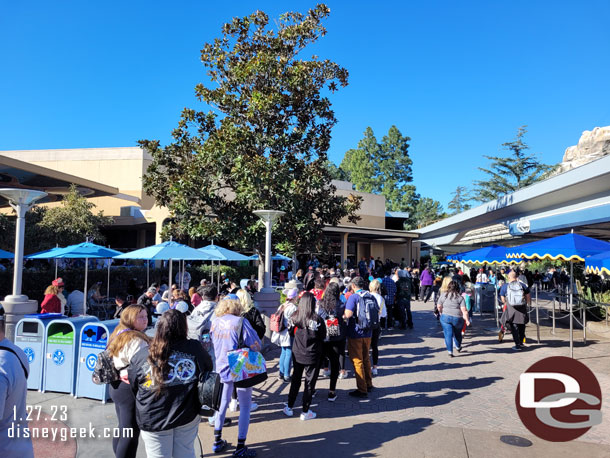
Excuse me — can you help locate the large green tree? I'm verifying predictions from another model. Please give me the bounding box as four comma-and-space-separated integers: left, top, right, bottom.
448, 186, 472, 214
340, 125, 418, 220
473, 126, 552, 202
412, 197, 445, 228
141, 5, 360, 257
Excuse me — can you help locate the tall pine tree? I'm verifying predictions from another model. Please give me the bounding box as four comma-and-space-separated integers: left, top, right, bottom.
473, 126, 552, 202
448, 186, 472, 214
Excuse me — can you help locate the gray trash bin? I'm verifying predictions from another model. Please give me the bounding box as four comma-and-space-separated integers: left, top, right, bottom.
14, 313, 64, 391
475, 283, 496, 313
75, 319, 120, 402
43, 316, 98, 394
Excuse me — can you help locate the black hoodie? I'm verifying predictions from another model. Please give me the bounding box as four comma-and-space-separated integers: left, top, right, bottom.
291, 315, 326, 365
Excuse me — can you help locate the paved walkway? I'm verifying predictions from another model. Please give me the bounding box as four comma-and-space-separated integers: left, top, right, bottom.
26, 296, 610, 457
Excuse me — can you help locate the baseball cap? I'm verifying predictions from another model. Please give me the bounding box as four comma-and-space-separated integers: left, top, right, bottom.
147, 287, 157, 294
52, 277, 64, 287
282, 288, 298, 300
175, 301, 189, 313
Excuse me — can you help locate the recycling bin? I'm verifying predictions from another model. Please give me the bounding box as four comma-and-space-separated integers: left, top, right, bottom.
43, 316, 98, 394
14, 313, 64, 390
75, 319, 120, 402
475, 283, 497, 313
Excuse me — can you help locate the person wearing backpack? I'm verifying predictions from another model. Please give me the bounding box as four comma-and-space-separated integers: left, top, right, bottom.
499, 271, 531, 351
368, 279, 385, 376
316, 282, 346, 402
343, 276, 377, 398
271, 288, 298, 382
283, 292, 326, 420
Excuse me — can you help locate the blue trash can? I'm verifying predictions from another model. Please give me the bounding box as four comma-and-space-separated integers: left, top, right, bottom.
75, 319, 120, 402
43, 316, 98, 394
14, 313, 64, 391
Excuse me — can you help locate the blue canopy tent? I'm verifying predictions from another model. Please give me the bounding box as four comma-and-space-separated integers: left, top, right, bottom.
198, 243, 250, 286
505, 233, 610, 357
114, 241, 222, 291
454, 245, 523, 265
585, 250, 610, 276
248, 253, 291, 261
51, 242, 123, 315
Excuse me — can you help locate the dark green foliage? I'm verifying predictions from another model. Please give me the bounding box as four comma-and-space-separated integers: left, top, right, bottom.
141, 4, 360, 257
448, 186, 472, 215
473, 126, 553, 202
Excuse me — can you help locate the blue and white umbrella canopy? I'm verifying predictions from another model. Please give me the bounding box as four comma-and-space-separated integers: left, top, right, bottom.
505, 233, 610, 262
198, 243, 250, 261
0, 248, 14, 259
114, 241, 222, 261
248, 253, 292, 261
585, 250, 610, 276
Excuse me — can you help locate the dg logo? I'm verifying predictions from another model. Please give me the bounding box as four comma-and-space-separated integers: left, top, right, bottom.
515, 356, 602, 441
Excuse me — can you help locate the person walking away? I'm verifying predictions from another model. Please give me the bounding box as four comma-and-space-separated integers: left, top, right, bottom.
395, 270, 413, 329
432, 275, 443, 319
368, 279, 385, 376
40, 283, 61, 314
302, 266, 316, 291
128, 309, 212, 458
0, 304, 34, 458
499, 271, 531, 350
210, 298, 261, 457
283, 292, 326, 419
343, 277, 375, 398
316, 283, 346, 401
107, 305, 150, 458
437, 281, 470, 356
419, 265, 434, 302
271, 288, 298, 381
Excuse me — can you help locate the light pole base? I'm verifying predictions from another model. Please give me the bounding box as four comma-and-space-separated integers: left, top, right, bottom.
1, 296, 38, 342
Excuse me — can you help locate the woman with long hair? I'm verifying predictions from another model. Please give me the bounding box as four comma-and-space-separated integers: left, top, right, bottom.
316, 283, 346, 401
40, 284, 61, 314
283, 292, 326, 420
368, 279, 386, 376
107, 304, 150, 458
270, 288, 298, 382
128, 309, 212, 458
437, 280, 471, 356
210, 298, 261, 457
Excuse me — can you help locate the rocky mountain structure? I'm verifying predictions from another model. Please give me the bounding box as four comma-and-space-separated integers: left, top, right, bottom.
554, 126, 610, 174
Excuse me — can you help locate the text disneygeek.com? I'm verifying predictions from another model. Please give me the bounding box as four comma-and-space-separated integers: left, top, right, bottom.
8, 423, 134, 441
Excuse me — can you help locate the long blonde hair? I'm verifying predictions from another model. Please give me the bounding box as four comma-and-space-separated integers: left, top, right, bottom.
107, 305, 150, 356
369, 279, 381, 294
236, 289, 254, 313
440, 276, 453, 293
44, 285, 59, 295
215, 298, 242, 317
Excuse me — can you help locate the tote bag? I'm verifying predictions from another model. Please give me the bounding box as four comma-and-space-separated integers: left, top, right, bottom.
226, 318, 268, 388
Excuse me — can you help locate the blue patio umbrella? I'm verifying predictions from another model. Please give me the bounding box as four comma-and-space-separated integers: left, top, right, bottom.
446, 248, 479, 263
50, 242, 123, 315
505, 232, 610, 358
198, 243, 250, 287
0, 248, 14, 259
26, 246, 64, 278
248, 253, 292, 261
115, 241, 223, 290
585, 250, 610, 276
456, 245, 522, 265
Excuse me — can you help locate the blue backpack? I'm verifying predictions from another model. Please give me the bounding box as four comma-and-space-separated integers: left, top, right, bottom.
356, 291, 380, 331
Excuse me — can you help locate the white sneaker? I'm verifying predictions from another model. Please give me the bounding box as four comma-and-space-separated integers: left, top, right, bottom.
338, 371, 348, 379
229, 399, 238, 412
282, 405, 293, 417
300, 410, 316, 421
249, 402, 259, 412
372, 367, 378, 376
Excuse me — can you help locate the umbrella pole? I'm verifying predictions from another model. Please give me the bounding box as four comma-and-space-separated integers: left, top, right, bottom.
494, 265, 499, 327
535, 282, 540, 344
169, 259, 173, 295
83, 258, 89, 316
54, 243, 59, 278
147, 262, 150, 288
570, 260, 574, 358
107, 258, 110, 298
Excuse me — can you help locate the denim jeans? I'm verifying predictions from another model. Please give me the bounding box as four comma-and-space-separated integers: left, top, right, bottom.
440, 314, 464, 353
279, 346, 292, 377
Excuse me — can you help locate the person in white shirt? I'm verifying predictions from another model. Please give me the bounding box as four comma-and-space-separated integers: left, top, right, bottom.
475, 268, 489, 283
369, 279, 386, 376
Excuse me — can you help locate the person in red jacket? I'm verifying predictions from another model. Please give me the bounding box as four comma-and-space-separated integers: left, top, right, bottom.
40, 284, 61, 314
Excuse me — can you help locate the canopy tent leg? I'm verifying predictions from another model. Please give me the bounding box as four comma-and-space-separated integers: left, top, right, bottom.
535, 283, 540, 344
83, 258, 89, 316
570, 260, 574, 358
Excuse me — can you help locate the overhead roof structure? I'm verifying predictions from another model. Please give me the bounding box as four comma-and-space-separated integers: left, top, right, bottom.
0, 154, 137, 208
416, 154, 610, 251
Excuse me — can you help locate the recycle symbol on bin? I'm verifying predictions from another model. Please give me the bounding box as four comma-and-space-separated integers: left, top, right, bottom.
86, 353, 97, 371
52, 349, 65, 366
23, 347, 35, 363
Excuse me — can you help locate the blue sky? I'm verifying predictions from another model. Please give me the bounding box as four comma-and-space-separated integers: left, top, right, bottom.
1, 1, 609, 209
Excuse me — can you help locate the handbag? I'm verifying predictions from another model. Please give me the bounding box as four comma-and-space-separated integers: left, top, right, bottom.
198, 370, 223, 412
92, 349, 121, 385
227, 318, 268, 388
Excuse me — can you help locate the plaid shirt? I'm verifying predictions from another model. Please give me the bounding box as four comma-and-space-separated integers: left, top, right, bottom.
382, 276, 397, 305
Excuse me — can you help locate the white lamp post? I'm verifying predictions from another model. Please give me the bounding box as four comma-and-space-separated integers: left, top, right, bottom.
0, 188, 47, 341
253, 210, 285, 293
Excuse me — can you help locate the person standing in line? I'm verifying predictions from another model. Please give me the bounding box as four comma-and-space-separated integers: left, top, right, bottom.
475, 268, 488, 283
271, 288, 298, 382
499, 271, 531, 351
395, 270, 413, 329
437, 281, 471, 357
432, 275, 443, 319
343, 277, 374, 398
0, 304, 34, 458
419, 265, 434, 303
283, 292, 326, 419
368, 279, 386, 376
210, 298, 261, 457
382, 270, 396, 329
108, 304, 150, 458
129, 309, 212, 458
316, 283, 346, 401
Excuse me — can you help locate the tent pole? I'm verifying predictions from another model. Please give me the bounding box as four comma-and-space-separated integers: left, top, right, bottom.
107, 258, 110, 299
570, 260, 574, 358
535, 282, 540, 344
147, 262, 150, 288
54, 243, 59, 278
494, 265, 499, 327
83, 258, 89, 316
169, 259, 173, 297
